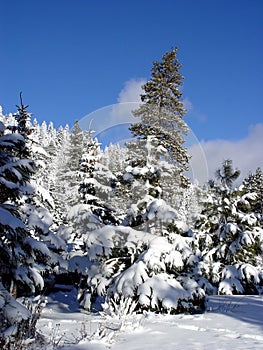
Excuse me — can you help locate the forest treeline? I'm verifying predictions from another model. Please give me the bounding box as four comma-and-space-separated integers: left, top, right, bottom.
0, 49, 262, 346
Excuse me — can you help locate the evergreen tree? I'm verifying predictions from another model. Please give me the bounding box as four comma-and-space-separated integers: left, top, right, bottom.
68, 129, 104, 245
60, 120, 85, 212
173, 182, 205, 227
130, 48, 190, 186
68, 129, 119, 256
193, 165, 263, 295
121, 136, 173, 228
103, 143, 128, 175
102, 143, 128, 219
24, 121, 68, 283
10, 99, 66, 293
48, 120, 84, 227
242, 167, 263, 213
14, 92, 32, 139
0, 121, 50, 298
80, 138, 205, 313
12, 92, 33, 159
47, 124, 71, 226
78, 130, 118, 225
0, 115, 55, 340
66, 120, 84, 172
65, 130, 121, 309
215, 159, 240, 188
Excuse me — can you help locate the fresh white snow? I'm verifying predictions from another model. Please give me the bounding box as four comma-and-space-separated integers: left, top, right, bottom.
37, 289, 263, 349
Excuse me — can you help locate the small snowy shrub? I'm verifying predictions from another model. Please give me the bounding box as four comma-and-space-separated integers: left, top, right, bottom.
107, 234, 206, 314
0, 291, 46, 350
91, 296, 142, 344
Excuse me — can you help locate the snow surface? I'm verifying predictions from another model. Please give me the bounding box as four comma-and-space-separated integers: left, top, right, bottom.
37, 289, 263, 349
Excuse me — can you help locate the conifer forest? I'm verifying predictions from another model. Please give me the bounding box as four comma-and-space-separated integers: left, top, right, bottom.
0, 49, 262, 348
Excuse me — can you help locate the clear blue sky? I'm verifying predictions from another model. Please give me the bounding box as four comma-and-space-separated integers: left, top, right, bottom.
1, 0, 262, 142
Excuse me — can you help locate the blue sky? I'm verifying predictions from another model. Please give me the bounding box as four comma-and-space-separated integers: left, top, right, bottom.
1, 0, 262, 180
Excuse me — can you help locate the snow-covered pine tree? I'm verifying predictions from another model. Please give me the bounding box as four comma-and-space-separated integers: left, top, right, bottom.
86, 138, 205, 313
88, 50, 206, 314
242, 167, 263, 214
0, 105, 17, 127
68, 129, 104, 245
193, 161, 263, 295
40, 119, 85, 241
25, 119, 56, 212
121, 135, 174, 229
66, 129, 123, 307
13, 93, 32, 140
103, 143, 128, 175
45, 123, 70, 227
130, 48, 190, 187
26, 123, 68, 285
12, 99, 67, 294
78, 130, 119, 225
67, 128, 119, 244
100, 141, 206, 313
102, 143, 128, 218
172, 182, 205, 228
70, 133, 193, 312
0, 120, 50, 299
0, 105, 66, 346
66, 120, 84, 172
58, 120, 85, 215
106, 206, 206, 314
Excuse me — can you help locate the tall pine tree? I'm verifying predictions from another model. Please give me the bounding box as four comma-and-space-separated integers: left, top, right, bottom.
130, 48, 190, 186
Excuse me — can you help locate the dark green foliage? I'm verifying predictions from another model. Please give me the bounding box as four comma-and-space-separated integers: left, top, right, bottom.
15, 93, 31, 136
130, 48, 190, 186
0, 122, 44, 297
0, 132, 33, 203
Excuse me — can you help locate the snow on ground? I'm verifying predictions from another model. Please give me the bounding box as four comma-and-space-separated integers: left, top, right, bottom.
38, 288, 263, 350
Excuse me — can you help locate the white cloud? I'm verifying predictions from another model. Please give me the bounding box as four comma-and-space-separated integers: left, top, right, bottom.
79, 78, 146, 140
117, 78, 146, 103
189, 123, 263, 184
109, 78, 147, 126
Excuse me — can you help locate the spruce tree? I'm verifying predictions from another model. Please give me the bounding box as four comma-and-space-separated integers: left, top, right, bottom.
193, 164, 263, 295
14, 92, 32, 139
122, 136, 173, 228
0, 121, 49, 298
11, 99, 65, 293
78, 130, 119, 225
13, 92, 33, 159
130, 48, 190, 186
